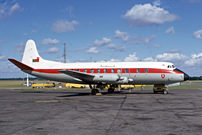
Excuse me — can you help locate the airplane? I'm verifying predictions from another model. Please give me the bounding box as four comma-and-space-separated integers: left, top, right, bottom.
8, 39, 189, 95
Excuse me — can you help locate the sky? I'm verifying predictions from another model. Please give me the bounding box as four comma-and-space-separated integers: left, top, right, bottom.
1, 0, 202, 78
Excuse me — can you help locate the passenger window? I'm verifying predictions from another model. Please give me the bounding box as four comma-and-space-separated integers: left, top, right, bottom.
91, 69, 94, 73
145, 68, 148, 73
104, 68, 107, 73
77, 69, 80, 72
137, 68, 140, 73
125, 68, 128, 73
111, 69, 114, 73
84, 69, 87, 73
117, 68, 121, 73
97, 69, 100, 73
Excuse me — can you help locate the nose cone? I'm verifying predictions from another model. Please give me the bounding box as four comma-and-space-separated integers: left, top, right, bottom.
184, 73, 189, 81
174, 68, 189, 81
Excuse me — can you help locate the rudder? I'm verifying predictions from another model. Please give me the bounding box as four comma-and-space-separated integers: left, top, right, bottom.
22, 39, 41, 66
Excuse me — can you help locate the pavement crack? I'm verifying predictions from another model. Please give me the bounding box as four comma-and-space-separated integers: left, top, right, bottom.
106, 94, 127, 133
153, 96, 200, 135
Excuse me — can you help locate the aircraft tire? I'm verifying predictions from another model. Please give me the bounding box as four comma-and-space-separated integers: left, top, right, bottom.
91, 89, 99, 95
108, 88, 114, 93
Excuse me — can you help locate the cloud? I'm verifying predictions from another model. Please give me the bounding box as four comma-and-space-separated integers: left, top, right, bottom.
31, 30, 37, 33
0, 62, 20, 73
73, 46, 88, 52
91, 37, 112, 47
131, 35, 156, 45
47, 47, 60, 53
86, 47, 103, 54
153, 0, 161, 6
55, 55, 70, 63
166, 49, 181, 53
109, 59, 122, 62
155, 53, 189, 68
0, 40, 8, 44
193, 29, 202, 39
184, 53, 202, 66
113, 30, 131, 43
0, 2, 7, 19
0, 55, 7, 61
0, 2, 23, 20
143, 57, 156, 62
9, 3, 21, 15
106, 43, 126, 52
65, 6, 74, 16
52, 20, 79, 33
147, 44, 161, 49
165, 26, 175, 35
75, 59, 91, 62
13, 42, 25, 54
122, 3, 180, 27
41, 38, 60, 45
0, 52, 7, 61
124, 52, 140, 62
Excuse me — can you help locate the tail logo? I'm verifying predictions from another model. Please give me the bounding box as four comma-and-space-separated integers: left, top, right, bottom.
33, 57, 40, 62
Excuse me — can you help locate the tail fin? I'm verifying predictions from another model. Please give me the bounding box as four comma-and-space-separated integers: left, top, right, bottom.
22, 39, 41, 66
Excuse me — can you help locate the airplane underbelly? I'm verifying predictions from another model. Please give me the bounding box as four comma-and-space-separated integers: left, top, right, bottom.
30, 71, 85, 83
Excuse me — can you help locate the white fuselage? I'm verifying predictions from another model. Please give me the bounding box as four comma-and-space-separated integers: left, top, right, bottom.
24, 60, 185, 85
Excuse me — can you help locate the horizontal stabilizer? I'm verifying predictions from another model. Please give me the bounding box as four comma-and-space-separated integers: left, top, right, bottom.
58, 69, 94, 81
8, 59, 34, 71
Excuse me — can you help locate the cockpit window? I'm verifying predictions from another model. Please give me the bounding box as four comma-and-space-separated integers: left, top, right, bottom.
167, 65, 175, 68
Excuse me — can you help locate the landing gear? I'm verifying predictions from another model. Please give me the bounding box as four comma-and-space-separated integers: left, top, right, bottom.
107, 84, 116, 93
91, 89, 99, 95
90, 84, 116, 95
108, 88, 114, 93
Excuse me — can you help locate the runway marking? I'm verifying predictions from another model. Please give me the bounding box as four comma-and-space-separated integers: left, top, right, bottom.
35, 99, 80, 103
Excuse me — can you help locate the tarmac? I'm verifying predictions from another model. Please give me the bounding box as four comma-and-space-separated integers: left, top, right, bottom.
0, 88, 202, 135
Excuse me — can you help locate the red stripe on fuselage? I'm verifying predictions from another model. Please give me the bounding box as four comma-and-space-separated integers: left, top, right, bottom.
33, 68, 183, 74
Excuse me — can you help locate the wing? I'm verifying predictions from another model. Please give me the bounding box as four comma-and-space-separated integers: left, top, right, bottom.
58, 69, 95, 81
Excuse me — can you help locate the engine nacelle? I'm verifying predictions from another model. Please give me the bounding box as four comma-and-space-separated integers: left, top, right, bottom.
93, 74, 119, 82
118, 76, 128, 83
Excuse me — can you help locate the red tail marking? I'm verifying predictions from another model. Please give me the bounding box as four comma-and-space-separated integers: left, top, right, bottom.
8, 59, 34, 71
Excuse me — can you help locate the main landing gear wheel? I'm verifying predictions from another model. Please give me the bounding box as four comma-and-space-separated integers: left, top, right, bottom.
108, 88, 114, 93
91, 89, 99, 95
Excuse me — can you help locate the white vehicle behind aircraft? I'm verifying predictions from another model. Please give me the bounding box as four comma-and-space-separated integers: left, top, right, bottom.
9, 40, 189, 94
